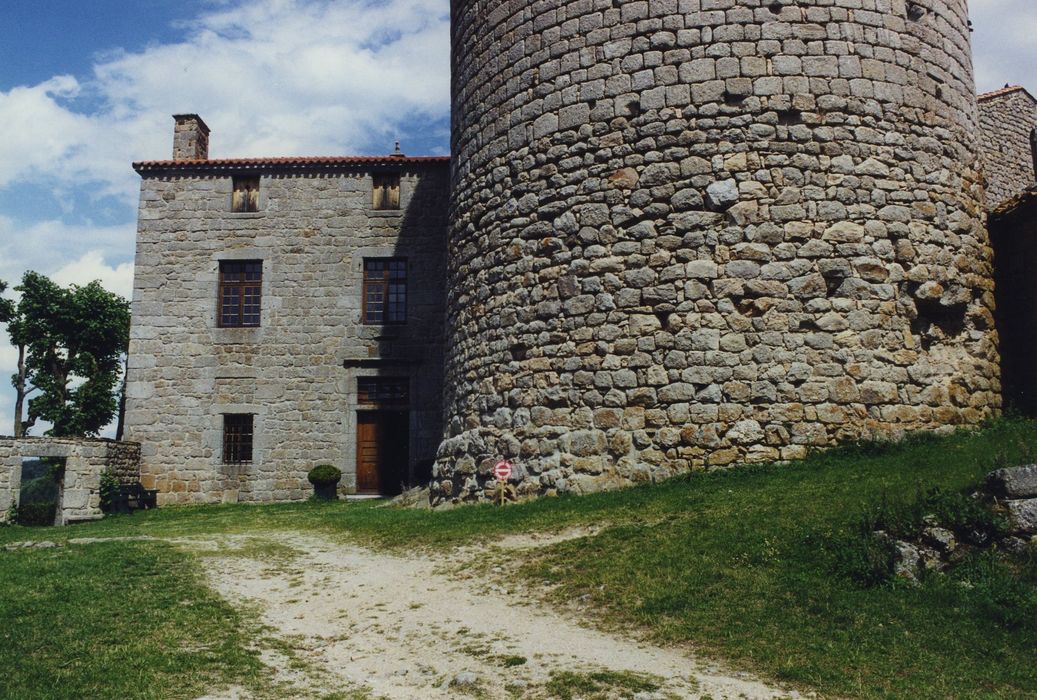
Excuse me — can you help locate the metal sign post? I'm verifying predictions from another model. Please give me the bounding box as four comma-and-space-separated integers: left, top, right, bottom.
493, 460, 512, 507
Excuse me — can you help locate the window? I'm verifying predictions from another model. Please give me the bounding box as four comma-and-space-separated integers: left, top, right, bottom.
231, 176, 259, 212
358, 377, 410, 405
372, 173, 400, 210
222, 414, 254, 464
219, 261, 262, 327
363, 258, 407, 324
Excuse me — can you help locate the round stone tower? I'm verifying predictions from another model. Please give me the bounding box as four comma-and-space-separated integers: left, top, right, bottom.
434, 0, 999, 502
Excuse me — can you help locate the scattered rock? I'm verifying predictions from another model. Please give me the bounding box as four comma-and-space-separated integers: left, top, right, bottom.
1005, 498, 1037, 534
987, 465, 1037, 499
921, 527, 957, 554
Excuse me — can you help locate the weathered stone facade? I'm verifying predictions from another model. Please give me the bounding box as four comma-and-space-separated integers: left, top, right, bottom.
434, 0, 1001, 502
977, 86, 1037, 209
0, 437, 141, 525
125, 125, 449, 504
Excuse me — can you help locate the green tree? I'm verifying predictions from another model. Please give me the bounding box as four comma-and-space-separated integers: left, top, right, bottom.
3, 272, 130, 437
0, 280, 13, 323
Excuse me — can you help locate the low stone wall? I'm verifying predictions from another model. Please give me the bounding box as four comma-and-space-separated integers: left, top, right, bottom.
0, 437, 141, 525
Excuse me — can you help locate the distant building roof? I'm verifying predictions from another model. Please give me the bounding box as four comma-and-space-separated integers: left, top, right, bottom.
133, 154, 450, 174
978, 85, 1037, 103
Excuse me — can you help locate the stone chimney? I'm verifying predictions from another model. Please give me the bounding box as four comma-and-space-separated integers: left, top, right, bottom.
172, 114, 210, 160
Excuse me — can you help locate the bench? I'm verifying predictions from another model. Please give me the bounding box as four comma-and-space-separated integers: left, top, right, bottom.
109, 483, 158, 514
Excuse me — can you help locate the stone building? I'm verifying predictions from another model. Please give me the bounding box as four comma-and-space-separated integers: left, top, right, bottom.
977, 86, 1037, 209
129, 1, 1033, 506
125, 115, 449, 503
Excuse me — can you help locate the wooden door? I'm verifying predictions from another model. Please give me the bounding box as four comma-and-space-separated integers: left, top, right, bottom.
356, 411, 409, 495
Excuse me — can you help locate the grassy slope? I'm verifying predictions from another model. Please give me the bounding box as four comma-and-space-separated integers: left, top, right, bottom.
0, 541, 266, 700
1, 419, 1035, 698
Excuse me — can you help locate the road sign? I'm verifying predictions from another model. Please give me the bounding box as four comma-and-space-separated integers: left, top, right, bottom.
494, 460, 512, 481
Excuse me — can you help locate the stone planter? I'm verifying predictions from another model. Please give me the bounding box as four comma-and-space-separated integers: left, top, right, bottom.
313, 482, 339, 501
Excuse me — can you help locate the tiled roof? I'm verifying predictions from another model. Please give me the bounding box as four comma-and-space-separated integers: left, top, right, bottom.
133, 154, 450, 173
977, 85, 1034, 103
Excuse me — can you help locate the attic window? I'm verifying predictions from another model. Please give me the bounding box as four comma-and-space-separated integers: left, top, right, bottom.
231, 176, 259, 212
372, 173, 400, 210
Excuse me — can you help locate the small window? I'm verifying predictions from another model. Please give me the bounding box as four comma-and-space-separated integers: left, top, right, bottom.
372, 173, 400, 210
232, 176, 260, 212
219, 261, 262, 327
363, 258, 407, 324
358, 377, 410, 405
223, 414, 254, 464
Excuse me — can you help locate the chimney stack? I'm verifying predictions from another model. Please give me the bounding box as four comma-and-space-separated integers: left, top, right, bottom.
172, 114, 210, 160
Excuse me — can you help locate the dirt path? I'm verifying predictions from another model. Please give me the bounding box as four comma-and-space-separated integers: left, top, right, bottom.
189, 532, 802, 700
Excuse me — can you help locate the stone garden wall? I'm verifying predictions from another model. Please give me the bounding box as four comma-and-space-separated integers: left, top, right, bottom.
436, 0, 1000, 503
0, 437, 141, 525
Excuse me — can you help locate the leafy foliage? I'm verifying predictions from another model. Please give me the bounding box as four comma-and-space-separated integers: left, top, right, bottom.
0, 279, 13, 324
5, 271, 130, 437
307, 464, 342, 486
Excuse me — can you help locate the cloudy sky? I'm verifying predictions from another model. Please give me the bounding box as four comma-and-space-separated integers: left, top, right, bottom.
0, 0, 1032, 437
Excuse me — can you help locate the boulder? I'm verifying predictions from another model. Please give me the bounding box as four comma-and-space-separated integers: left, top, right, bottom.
987, 464, 1037, 499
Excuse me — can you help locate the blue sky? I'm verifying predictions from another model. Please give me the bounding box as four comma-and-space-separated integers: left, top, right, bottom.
0, 0, 1032, 437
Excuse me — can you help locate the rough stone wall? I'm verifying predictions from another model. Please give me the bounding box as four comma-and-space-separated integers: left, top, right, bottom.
436, 0, 1000, 503
125, 162, 449, 504
977, 88, 1037, 209
0, 437, 141, 525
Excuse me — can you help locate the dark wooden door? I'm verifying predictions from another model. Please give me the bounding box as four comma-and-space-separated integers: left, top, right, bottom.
356, 411, 409, 495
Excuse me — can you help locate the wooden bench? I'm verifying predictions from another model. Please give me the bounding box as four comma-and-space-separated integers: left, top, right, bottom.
109, 483, 158, 514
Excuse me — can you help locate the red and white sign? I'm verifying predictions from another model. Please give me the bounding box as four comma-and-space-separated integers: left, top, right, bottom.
493, 460, 512, 481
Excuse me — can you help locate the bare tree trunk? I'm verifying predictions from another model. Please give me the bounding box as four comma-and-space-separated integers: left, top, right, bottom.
13, 342, 26, 437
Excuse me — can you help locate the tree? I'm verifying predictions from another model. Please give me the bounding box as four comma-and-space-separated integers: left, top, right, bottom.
0, 280, 12, 324
3, 272, 130, 438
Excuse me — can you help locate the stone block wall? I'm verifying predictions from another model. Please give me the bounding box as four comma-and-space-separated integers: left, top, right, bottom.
436, 0, 1000, 503
0, 437, 141, 525
125, 158, 449, 504
977, 87, 1037, 209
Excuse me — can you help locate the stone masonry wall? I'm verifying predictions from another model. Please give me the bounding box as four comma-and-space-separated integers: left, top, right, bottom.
977, 87, 1037, 210
435, 0, 1000, 503
0, 437, 141, 525
125, 161, 449, 504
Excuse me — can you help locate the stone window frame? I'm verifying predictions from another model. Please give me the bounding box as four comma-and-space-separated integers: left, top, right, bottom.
222, 413, 254, 464
217, 260, 263, 328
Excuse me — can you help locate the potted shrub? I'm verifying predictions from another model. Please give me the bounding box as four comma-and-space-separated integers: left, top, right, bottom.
308, 464, 342, 501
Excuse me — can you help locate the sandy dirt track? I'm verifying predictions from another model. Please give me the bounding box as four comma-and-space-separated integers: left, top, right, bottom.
190, 531, 802, 700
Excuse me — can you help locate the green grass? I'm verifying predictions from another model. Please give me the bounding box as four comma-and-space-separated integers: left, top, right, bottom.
0, 541, 267, 699
2, 418, 1036, 699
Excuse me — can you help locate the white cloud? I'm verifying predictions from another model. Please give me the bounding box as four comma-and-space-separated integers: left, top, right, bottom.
0, 216, 135, 290
50, 251, 134, 301
0, 0, 450, 204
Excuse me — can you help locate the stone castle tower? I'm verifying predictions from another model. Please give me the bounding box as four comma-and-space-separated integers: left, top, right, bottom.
432, 0, 1001, 502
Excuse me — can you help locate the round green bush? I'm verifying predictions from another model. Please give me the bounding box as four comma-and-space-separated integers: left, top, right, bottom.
307, 464, 342, 486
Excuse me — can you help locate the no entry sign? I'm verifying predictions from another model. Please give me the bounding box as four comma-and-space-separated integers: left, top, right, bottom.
493, 460, 512, 481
